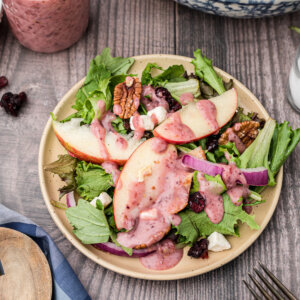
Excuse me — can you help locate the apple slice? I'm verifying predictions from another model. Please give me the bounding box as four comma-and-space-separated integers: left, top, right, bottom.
113, 137, 193, 231
153, 88, 238, 144
53, 118, 144, 165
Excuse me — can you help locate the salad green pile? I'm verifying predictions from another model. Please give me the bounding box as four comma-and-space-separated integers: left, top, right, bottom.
47, 48, 300, 257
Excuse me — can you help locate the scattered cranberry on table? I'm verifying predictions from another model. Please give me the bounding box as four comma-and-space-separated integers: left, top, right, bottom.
0, 76, 8, 89
0, 91, 27, 117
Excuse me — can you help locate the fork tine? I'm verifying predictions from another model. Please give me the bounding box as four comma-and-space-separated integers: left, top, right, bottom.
254, 268, 284, 300
259, 262, 298, 300
0, 259, 4, 276
248, 273, 272, 300
243, 280, 263, 300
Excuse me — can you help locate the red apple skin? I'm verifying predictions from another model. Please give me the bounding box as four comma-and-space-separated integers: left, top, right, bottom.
113, 138, 193, 231
54, 129, 127, 165
153, 129, 220, 145
153, 88, 238, 144
112, 139, 153, 230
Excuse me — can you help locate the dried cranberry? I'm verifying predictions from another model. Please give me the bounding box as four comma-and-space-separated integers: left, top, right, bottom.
188, 239, 209, 259
0, 76, 8, 89
166, 230, 179, 243
206, 134, 220, 152
0, 91, 27, 116
188, 192, 206, 213
242, 198, 253, 214
155, 87, 182, 112
123, 119, 131, 133
143, 131, 153, 139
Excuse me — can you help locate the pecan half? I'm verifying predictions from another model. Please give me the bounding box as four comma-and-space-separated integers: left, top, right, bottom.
219, 121, 260, 148
113, 77, 142, 119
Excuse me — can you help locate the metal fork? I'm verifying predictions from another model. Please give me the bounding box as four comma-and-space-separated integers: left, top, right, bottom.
0, 259, 4, 276
243, 262, 298, 300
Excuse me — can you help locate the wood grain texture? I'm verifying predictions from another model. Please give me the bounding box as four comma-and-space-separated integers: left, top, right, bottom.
0, 0, 299, 299
0, 228, 52, 300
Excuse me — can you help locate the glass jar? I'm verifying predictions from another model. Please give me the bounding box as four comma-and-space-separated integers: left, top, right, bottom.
3, 0, 89, 53
287, 45, 300, 113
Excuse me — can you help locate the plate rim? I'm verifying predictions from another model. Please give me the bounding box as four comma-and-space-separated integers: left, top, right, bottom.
38, 54, 283, 280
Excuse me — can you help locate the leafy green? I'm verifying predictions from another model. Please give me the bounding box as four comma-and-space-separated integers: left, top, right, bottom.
44, 155, 78, 198
65, 199, 110, 244
176, 145, 193, 153
192, 49, 226, 95
66, 199, 132, 254
141, 63, 185, 86
209, 142, 241, 165
176, 194, 259, 244
104, 204, 118, 233
290, 26, 300, 34
231, 107, 252, 123
75, 161, 113, 200
190, 171, 200, 194
164, 78, 200, 101
50, 199, 68, 210
239, 119, 276, 185
269, 121, 300, 175
93, 48, 134, 75
138, 102, 148, 115
110, 231, 133, 256
60, 48, 134, 125
204, 174, 227, 194
190, 172, 226, 195
248, 190, 262, 202
111, 117, 127, 134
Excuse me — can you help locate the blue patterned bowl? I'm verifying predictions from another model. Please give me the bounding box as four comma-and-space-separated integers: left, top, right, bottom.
174, 0, 300, 18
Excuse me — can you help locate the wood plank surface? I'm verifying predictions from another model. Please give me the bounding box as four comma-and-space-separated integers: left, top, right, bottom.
0, 0, 299, 299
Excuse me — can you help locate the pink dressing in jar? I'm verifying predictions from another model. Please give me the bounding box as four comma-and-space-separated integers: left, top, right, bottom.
3, 0, 89, 53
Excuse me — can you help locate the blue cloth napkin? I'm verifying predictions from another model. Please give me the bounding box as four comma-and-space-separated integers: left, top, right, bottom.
0, 203, 91, 300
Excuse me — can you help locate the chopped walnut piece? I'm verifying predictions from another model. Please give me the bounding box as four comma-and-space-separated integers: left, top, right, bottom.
219, 120, 260, 148
113, 77, 142, 119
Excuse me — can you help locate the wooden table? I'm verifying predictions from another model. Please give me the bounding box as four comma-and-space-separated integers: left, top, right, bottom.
0, 1, 299, 299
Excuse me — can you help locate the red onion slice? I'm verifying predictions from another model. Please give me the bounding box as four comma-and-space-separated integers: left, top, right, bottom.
240, 167, 268, 186
182, 155, 268, 186
66, 191, 76, 207
93, 242, 155, 257
182, 155, 224, 176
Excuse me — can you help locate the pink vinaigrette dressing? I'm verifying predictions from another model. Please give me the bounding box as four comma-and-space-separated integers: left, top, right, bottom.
91, 100, 128, 160
196, 100, 219, 132
179, 92, 194, 105
117, 140, 192, 271
197, 172, 224, 224
101, 162, 121, 186
140, 239, 183, 271
165, 112, 195, 140
90, 118, 109, 160
3, 0, 89, 53
132, 112, 145, 140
